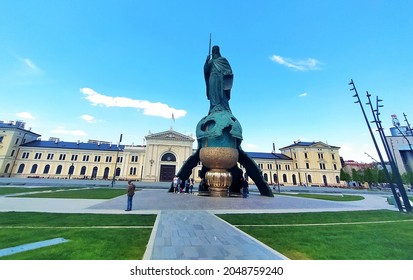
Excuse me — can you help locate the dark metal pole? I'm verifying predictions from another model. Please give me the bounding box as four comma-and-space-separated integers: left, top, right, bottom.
403, 113, 413, 135
111, 134, 123, 188
348, 80, 404, 211
369, 95, 412, 212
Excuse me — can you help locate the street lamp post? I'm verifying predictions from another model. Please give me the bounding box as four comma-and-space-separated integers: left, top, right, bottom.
111, 134, 123, 188
348, 80, 406, 212
272, 142, 280, 193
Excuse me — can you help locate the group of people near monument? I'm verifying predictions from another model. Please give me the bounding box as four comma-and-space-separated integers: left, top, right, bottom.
173, 176, 194, 194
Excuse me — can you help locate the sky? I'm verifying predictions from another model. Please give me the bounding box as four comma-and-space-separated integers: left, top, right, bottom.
1, 0, 412, 163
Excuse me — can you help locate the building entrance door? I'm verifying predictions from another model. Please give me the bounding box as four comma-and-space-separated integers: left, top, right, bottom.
160, 165, 176, 182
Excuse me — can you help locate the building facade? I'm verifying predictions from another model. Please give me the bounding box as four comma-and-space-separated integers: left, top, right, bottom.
0, 121, 343, 187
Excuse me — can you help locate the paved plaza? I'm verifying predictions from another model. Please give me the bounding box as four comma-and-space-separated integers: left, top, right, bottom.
0, 180, 397, 260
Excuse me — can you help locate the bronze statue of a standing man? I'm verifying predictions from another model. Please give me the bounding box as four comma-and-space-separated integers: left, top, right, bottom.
204, 45, 234, 114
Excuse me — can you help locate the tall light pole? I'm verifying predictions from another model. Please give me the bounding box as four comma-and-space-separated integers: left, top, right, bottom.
272, 142, 280, 193
365, 92, 412, 212
111, 134, 123, 188
348, 80, 404, 212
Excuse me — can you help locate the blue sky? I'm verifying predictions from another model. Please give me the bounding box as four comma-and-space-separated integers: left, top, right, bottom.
1, 0, 412, 162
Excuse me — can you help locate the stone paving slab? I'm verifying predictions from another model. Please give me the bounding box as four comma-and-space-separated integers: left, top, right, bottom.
145, 210, 288, 260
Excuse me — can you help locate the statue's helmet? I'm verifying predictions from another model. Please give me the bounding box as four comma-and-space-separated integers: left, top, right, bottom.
212, 45, 221, 56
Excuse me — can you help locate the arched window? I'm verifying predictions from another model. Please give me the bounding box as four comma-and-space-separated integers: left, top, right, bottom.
30, 164, 38, 174
161, 153, 176, 162
273, 173, 278, 183
263, 173, 268, 182
336, 175, 340, 184
307, 174, 312, 183
116, 167, 121, 176
80, 166, 87, 175
56, 165, 63, 175
68, 165, 75, 176
91, 167, 98, 179
4, 163, 10, 174
323, 175, 328, 186
292, 174, 297, 185
103, 167, 110, 179
283, 174, 288, 183
43, 165, 50, 174
17, 164, 25, 174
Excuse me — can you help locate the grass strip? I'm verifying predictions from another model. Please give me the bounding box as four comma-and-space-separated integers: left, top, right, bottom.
218, 210, 413, 260
275, 193, 365, 201
0, 212, 156, 260
14, 188, 127, 199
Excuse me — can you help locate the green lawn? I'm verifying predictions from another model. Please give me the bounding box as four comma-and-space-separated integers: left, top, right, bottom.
0, 212, 155, 260
14, 187, 128, 199
218, 210, 413, 260
0, 187, 72, 195
275, 193, 365, 201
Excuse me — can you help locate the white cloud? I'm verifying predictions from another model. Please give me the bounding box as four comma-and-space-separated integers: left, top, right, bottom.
80, 88, 187, 119
16, 112, 35, 120
299, 93, 308, 97
51, 128, 87, 136
270, 55, 321, 71
23, 58, 39, 71
81, 114, 96, 123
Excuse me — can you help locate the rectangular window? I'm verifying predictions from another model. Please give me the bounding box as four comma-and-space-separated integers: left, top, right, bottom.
131, 155, 139, 162
71, 155, 78, 161
306, 162, 310, 169
59, 154, 66, 161
319, 163, 326, 170
0, 135, 4, 143
267, 163, 272, 170
318, 153, 324, 159
83, 155, 90, 162
94, 155, 101, 162
117, 156, 123, 163
332, 154, 335, 160
258, 163, 263, 169
334, 164, 337, 170
11, 150, 15, 157
34, 153, 42, 159
15, 138, 19, 145
22, 152, 30, 159
47, 153, 54, 160
304, 152, 308, 159
285, 165, 290, 170
106, 156, 112, 163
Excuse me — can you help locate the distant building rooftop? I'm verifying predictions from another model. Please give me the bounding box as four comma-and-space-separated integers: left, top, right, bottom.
22, 140, 124, 151
246, 152, 291, 160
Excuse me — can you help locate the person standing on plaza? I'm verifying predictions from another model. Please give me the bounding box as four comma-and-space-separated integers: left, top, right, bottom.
184, 179, 190, 193
189, 178, 194, 194
241, 177, 249, 198
125, 180, 136, 211
173, 175, 179, 193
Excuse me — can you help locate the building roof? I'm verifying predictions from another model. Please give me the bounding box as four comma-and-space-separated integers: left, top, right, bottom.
22, 140, 125, 151
246, 152, 292, 160
280, 141, 340, 150
0, 121, 41, 137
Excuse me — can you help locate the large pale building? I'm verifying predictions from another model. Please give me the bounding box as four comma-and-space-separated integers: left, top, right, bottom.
0, 120, 343, 187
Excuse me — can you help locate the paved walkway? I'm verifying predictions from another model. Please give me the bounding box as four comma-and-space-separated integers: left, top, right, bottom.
0, 187, 397, 259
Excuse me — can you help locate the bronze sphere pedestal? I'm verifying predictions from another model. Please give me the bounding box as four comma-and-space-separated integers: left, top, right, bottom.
199, 147, 238, 197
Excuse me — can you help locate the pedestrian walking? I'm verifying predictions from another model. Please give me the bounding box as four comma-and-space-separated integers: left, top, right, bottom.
125, 180, 136, 211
